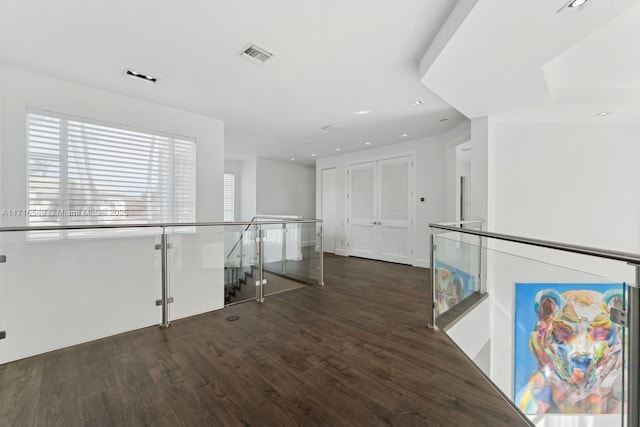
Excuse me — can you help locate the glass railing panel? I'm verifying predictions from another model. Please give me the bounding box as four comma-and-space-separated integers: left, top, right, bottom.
433, 233, 483, 318
167, 224, 257, 315
0, 228, 162, 364
261, 222, 286, 272
224, 225, 258, 305
258, 223, 302, 296
435, 234, 630, 427
284, 222, 321, 284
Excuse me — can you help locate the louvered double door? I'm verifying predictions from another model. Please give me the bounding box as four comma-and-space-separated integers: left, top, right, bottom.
347, 156, 413, 264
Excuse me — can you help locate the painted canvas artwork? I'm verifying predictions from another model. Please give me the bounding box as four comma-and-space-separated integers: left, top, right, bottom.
433, 260, 475, 315
514, 283, 625, 414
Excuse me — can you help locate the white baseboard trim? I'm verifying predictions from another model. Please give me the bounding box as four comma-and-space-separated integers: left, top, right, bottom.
413, 258, 430, 268
335, 249, 348, 257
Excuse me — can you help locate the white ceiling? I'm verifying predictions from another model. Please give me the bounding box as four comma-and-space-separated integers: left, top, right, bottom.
420, 0, 640, 123
0, 0, 467, 165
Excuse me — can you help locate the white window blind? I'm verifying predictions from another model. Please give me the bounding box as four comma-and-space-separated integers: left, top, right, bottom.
27, 110, 196, 238
224, 173, 235, 221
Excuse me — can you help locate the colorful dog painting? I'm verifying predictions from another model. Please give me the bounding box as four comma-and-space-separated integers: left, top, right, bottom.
433, 261, 475, 315
514, 283, 624, 414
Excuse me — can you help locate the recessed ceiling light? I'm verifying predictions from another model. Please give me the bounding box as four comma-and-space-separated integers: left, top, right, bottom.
311, 154, 316, 157
322, 123, 345, 132
568, 0, 588, 8
124, 69, 158, 83
336, 148, 341, 152
354, 110, 371, 115
411, 100, 423, 106
558, 0, 590, 12
597, 112, 610, 117
364, 141, 371, 145
401, 133, 408, 137
290, 158, 295, 161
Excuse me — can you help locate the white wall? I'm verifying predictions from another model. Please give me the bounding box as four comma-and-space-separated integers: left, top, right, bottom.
458, 119, 640, 423
256, 158, 316, 219
454, 143, 471, 221
0, 65, 225, 363
493, 122, 640, 275
446, 298, 490, 368
240, 158, 257, 221
224, 159, 242, 221
316, 122, 470, 267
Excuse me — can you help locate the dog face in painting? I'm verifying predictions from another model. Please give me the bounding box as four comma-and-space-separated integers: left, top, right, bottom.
434, 267, 463, 313
520, 288, 624, 414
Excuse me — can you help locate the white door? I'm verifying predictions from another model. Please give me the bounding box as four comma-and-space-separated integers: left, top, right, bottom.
347, 161, 378, 259
321, 168, 337, 254
377, 157, 411, 264
347, 156, 413, 264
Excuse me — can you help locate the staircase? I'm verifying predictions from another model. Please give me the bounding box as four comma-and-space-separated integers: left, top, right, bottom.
224, 264, 257, 305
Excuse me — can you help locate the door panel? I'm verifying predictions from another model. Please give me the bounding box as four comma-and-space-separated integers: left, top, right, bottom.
350, 225, 377, 255
347, 156, 413, 264
379, 226, 410, 262
348, 162, 378, 258
321, 168, 336, 253
379, 160, 409, 221
378, 157, 411, 263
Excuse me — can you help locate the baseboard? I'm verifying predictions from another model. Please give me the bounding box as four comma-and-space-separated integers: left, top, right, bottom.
413, 258, 429, 268
335, 249, 348, 257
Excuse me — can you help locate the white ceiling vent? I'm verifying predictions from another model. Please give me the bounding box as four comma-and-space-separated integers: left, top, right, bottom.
238, 43, 275, 64
321, 123, 344, 132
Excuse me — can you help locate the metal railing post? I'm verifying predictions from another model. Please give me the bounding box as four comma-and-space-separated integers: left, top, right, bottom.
282, 223, 287, 275
628, 264, 640, 427
239, 230, 244, 270
478, 222, 485, 294
160, 227, 170, 328
319, 223, 325, 286
428, 229, 438, 330
257, 224, 265, 303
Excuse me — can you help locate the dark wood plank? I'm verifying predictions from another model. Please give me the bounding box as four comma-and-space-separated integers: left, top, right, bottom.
0, 254, 529, 426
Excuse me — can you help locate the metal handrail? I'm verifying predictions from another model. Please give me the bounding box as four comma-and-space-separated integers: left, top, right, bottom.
0, 218, 323, 234
223, 216, 322, 261
430, 220, 640, 426
432, 219, 484, 227
430, 222, 640, 265
225, 216, 258, 262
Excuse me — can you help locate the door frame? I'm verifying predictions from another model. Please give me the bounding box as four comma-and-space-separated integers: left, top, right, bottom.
345, 152, 416, 265
320, 167, 337, 254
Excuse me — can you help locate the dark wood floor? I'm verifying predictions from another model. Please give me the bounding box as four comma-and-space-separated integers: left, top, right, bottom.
0, 254, 529, 426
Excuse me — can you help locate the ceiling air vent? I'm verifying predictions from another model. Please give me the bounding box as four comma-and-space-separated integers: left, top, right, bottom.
321, 123, 344, 132
238, 43, 275, 65
124, 69, 158, 83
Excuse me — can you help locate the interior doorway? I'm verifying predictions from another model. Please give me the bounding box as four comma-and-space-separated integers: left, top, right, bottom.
455, 143, 471, 222
321, 168, 337, 254
347, 155, 414, 264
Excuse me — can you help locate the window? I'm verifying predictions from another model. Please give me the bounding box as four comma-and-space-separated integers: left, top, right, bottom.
224, 173, 235, 221
27, 110, 196, 238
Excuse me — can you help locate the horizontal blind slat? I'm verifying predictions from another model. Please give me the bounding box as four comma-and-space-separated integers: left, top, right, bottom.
27, 111, 196, 234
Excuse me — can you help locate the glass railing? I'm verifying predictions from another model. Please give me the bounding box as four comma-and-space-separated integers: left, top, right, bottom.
429, 220, 484, 328
0, 227, 162, 364
0, 219, 323, 365
254, 216, 324, 296
224, 224, 259, 305
429, 221, 640, 427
